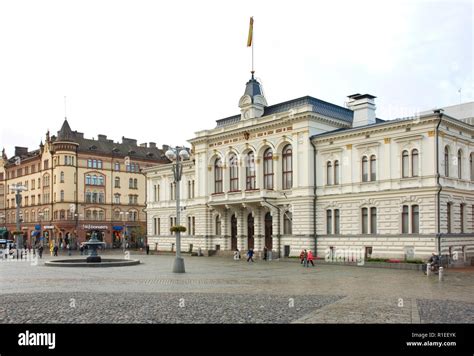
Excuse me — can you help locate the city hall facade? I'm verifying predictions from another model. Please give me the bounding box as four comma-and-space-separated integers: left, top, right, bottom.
145, 75, 474, 263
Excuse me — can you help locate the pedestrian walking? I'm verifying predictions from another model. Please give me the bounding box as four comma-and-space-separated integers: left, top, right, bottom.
53, 245, 59, 257
300, 250, 305, 264
38, 245, 43, 259
303, 249, 308, 267
308, 250, 315, 267
247, 248, 254, 263
67, 243, 72, 256
146, 244, 150, 255
263, 246, 268, 261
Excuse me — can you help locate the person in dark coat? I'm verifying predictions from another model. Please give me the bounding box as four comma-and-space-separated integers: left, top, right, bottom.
146, 244, 150, 255
263, 246, 268, 261
38, 245, 44, 259
247, 248, 254, 263
53, 245, 59, 256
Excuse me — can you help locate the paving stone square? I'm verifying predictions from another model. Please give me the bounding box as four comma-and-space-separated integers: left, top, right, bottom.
0, 252, 473, 323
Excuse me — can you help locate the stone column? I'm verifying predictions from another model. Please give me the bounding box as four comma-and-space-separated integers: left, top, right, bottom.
237, 208, 247, 252
271, 208, 281, 258
254, 207, 264, 252
222, 209, 230, 251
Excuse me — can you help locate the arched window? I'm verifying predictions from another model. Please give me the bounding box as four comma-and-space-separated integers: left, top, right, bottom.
60, 171, 64, 183
114, 209, 121, 220
214, 158, 223, 193
326, 161, 333, 185
129, 178, 133, 188
229, 153, 239, 191
411, 149, 419, 177
402, 150, 409, 178
370, 155, 376, 181
471, 153, 474, 181
215, 215, 221, 235
282, 145, 293, 189
334, 160, 340, 185
457, 149, 462, 179
246, 152, 256, 190
283, 212, 292, 234
444, 146, 449, 177
362, 156, 368, 182
263, 148, 274, 189
115, 177, 120, 188
98, 210, 104, 221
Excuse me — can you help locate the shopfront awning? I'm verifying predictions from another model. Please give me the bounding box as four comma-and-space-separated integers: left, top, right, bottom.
112, 226, 123, 231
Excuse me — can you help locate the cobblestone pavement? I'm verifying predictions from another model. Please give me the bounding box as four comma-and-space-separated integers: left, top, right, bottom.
0, 252, 473, 323
0, 293, 344, 324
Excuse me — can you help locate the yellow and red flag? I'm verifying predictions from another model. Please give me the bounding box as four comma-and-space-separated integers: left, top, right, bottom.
247, 17, 254, 47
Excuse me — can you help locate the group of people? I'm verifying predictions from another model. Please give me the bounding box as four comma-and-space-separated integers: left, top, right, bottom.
299, 249, 315, 267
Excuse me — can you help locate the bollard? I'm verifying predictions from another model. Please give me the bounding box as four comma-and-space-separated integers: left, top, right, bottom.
426, 263, 431, 276
439, 267, 444, 282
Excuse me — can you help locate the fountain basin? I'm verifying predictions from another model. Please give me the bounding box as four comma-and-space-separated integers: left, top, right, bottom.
45, 258, 140, 267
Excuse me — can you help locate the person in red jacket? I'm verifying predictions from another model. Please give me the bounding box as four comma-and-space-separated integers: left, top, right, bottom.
307, 250, 315, 267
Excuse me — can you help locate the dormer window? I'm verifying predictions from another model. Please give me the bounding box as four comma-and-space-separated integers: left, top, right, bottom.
89, 145, 97, 150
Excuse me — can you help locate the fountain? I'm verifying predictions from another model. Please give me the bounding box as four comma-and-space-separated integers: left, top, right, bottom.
45, 232, 140, 268
84, 231, 106, 263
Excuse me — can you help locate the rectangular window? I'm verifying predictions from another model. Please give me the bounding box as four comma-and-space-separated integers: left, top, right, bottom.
370, 207, 377, 234
402, 205, 409, 234
192, 180, 195, 198
334, 209, 340, 234
412, 205, 419, 234
447, 203, 452, 233
43, 160, 49, 170
192, 216, 196, 235
460, 204, 465, 233
361, 208, 368, 234
326, 210, 332, 234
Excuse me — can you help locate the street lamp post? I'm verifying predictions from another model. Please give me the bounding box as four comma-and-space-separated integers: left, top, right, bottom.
165, 146, 190, 273
10, 183, 27, 249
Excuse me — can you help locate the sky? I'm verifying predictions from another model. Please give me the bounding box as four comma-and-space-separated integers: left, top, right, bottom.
0, 0, 472, 156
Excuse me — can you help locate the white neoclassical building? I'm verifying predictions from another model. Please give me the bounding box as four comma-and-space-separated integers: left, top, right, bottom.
145, 75, 474, 263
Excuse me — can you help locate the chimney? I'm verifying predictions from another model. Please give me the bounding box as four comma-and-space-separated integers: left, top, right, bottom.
139, 143, 147, 148
149, 142, 156, 148
347, 93, 377, 127
98, 134, 107, 141
14, 147, 28, 157
122, 137, 137, 146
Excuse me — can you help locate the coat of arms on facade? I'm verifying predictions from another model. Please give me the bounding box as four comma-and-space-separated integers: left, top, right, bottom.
244, 131, 250, 140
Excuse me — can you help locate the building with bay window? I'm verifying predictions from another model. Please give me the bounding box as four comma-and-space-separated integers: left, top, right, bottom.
0, 119, 167, 248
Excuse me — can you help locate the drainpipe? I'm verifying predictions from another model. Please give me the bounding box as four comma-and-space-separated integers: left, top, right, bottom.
434, 110, 443, 256
262, 197, 281, 257
310, 140, 317, 257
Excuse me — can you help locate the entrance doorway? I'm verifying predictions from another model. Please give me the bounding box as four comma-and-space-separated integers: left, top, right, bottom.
247, 214, 254, 249
231, 214, 237, 250
264, 212, 272, 250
